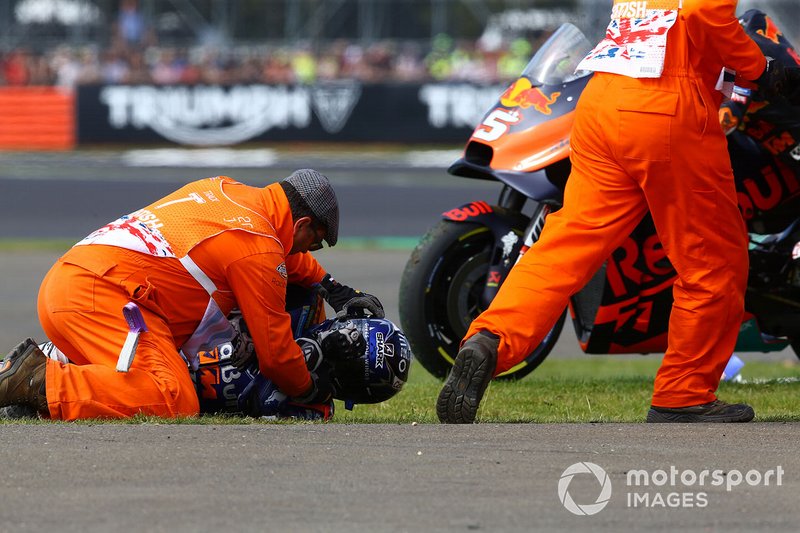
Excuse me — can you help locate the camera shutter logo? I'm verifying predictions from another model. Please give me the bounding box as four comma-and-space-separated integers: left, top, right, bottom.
558, 462, 612, 516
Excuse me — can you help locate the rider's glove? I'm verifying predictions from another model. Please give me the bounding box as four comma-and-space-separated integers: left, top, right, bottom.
756, 56, 787, 100
229, 313, 257, 370
318, 273, 385, 319
291, 368, 334, 405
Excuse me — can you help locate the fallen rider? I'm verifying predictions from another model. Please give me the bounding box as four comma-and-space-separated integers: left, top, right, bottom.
2, 298, 411, 421
195, 311, 412, 420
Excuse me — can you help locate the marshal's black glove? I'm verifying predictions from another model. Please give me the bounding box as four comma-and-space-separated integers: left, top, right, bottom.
756, 56, 787, 100
318, 273, 385, 319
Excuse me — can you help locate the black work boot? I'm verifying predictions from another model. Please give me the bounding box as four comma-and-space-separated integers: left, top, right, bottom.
436, 332, 499, 424
0, 338, 48, 415
647, 399, 754, 423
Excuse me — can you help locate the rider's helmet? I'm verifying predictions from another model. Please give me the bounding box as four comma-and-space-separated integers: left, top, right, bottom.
311, 317, 413, 405
194, 315, 412, 416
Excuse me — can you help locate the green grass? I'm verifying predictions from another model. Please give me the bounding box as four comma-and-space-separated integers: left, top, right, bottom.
334, 356, 800, 424
3, 356, 799, 424
2, 232, 796, 424
0, 239, 74, 252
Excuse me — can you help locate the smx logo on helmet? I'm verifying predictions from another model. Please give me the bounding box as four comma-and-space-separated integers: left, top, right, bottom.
374, 332, 395, 369
500, 78, 560, 115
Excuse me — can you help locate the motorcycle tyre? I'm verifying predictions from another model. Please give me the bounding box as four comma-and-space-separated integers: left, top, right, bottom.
399, 219, 566, 381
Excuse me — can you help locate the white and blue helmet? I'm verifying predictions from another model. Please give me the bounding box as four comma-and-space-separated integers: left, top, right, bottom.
311, 317, 413, 404
195, 316, 412, 416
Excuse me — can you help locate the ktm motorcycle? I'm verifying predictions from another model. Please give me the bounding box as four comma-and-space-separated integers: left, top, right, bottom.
399, 12, 800, 380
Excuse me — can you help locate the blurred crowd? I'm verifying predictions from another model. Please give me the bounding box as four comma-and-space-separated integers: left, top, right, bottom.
0, 34, 534, 88
5, 0, 797, 89
1, 0, 562, 89
0, 0, 537, 88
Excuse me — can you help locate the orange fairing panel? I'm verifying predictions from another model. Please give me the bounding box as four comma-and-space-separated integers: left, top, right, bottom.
474, 110, 575, 173
500, 111, 575, 172
464, 70, 589, 174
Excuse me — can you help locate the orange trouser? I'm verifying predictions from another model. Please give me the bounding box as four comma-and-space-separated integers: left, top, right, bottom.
38, 259, 200, 420
466, 72, 749, 408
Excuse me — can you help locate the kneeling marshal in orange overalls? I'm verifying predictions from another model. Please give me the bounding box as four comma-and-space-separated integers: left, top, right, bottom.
0, 169, 384, 420
438, 0, 783, 423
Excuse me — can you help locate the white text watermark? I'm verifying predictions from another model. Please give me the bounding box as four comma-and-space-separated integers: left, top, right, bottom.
558, 462, 784, 515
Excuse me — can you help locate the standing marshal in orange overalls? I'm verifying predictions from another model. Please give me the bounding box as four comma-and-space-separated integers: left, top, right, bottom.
438, 0, 788, 423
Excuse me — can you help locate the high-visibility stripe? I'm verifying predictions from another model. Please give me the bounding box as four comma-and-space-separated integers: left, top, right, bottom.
179, 255, 217, 296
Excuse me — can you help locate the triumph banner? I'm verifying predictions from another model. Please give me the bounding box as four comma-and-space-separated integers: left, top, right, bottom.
77, 82, 505, 146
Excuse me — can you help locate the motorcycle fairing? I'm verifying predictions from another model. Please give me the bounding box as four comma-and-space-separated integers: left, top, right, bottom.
448, 77, 587, 196
569, 216, 676, 354
573, 214, 800, 354
728, 118, 800, 236
734, 315, 790, 352
448, 22, 592, 200
745, 218, 800, 339
728, 10, 800, 234
446, 162, 563, 202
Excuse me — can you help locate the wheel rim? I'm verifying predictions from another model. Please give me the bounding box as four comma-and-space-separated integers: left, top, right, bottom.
417, 221, 564, 380
446, 250, 490, 340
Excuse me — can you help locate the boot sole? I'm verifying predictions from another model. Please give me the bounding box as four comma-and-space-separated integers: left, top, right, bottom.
436, 346, 493, 424
3, 338, 36, 364
647, 406, 755, 423
1, 338, 37, 375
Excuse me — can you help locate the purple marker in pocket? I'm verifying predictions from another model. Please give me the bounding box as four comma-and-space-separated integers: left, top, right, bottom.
117, 302, 148, 372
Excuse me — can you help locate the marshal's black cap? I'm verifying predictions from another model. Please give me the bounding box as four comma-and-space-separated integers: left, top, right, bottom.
282, 169, 339, 246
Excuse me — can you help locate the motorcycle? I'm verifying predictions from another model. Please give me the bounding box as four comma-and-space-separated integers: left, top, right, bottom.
399, 10, 800, 380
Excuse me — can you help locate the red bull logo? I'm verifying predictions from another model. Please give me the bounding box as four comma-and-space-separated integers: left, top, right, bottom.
756, 16, 782, 44
500, 78, 560, 115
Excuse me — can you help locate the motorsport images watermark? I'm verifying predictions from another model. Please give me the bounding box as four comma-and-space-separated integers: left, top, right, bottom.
557, 461, 785, 516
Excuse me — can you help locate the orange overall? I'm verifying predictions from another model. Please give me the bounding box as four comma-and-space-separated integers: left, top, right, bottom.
38, 178, 325, 420
466, 0, 766, 407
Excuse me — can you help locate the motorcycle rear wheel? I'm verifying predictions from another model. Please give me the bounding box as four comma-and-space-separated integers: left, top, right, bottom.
399, 219, 565, 380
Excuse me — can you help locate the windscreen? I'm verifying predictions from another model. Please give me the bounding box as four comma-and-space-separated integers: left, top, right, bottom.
520, 23, 593, 86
